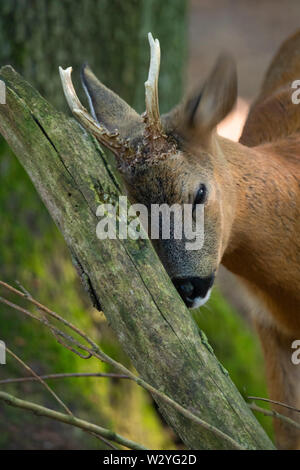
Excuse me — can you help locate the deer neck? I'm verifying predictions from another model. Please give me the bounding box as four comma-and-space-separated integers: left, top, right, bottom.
218, 135, 300, 330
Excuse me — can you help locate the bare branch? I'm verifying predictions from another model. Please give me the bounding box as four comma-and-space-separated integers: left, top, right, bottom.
249, 403, 300, 431
5, 348, 120, 448
0, 280, 98, 352
0, 390, 147, 450
6, 348, 72, 415
0, 279, 246, 450
0, 372, 131, 385
248, 396, 300, 413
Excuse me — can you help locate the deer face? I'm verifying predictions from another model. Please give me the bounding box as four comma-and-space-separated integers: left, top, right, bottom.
124, 141, 236, 308
60, 33, 237, 308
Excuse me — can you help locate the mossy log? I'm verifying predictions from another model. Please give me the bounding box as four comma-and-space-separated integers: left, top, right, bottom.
0, 66, 274, 450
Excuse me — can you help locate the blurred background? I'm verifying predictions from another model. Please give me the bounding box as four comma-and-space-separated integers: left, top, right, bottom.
0, 0, 299, 449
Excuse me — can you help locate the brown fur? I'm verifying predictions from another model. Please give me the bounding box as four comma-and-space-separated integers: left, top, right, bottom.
229, 31, 300, 449
80, 31, 300, 449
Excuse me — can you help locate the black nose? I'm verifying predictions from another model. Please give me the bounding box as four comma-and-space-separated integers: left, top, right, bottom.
172, 274, 215, 308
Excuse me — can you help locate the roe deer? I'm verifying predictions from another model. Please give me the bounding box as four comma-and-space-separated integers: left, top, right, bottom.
60, 31, 300, 449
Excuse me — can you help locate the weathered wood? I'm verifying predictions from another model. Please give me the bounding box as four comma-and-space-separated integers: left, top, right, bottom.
0, 66, 274, 449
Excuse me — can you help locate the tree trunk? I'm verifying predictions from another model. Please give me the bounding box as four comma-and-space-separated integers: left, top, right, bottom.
0, 0, 186, 112
0, 65, 275, 450
0, 0, 187, 449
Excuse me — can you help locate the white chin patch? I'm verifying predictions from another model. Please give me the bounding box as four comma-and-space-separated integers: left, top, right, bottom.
188, 288, 212, 310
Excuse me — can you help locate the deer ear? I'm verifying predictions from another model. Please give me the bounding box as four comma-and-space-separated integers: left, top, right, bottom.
163, 54, 237, 141
81, 64, 144, 141
188, 54, 237, 132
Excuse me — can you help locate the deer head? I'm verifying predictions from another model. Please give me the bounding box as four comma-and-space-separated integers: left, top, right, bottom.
59, 33, 237, 308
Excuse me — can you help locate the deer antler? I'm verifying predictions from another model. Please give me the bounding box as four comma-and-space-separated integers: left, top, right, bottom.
142, 33, 175, 157
59, 66, 135, 159
145, 33, 162, 128
59, 33, 176, 171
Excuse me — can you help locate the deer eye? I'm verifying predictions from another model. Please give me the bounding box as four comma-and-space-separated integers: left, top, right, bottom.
194, 184, 207, 207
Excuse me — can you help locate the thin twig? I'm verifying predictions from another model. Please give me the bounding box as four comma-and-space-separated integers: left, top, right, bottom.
92, 434, 120, 450
0, 372, 130, 385
249, 403, 300, 431
248, 396, 300, 413
0, 281, 97, 353
15, 280, 32, 298
14, 281, 92, 360
6, 348, 72, 415
0, 280, 246, 450
0, 390, 147, 450
0, 296, 94, 360
2, 351, 118, 449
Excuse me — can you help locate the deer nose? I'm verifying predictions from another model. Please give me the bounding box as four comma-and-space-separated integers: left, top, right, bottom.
172, 274, 215, 309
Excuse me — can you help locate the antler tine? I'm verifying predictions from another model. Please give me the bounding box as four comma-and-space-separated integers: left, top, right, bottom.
145, 32, 162, 126
59, 66, 132, 157
59, 66, 86, 115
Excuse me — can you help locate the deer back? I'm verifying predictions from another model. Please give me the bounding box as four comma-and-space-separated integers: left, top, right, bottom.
241, 30, 300, 147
